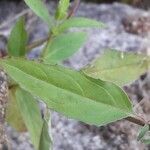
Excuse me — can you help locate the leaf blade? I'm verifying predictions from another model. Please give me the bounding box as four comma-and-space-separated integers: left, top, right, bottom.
1, 58, 133, 126
39, 115, 52, 150
137, 124, 150, 141
6, 88, 26, 132
83, 49, 150, 86
141, 139, 150, 145
43, 32, 87, 63
7, 17, 28, 56
53, 17, 105, 34
24, 0, 53, 26
15, 87, 43, 150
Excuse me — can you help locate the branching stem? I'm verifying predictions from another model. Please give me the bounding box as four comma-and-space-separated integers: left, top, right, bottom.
67, 0, 80, 19
26, 0, 81, 52
26, 37, 49, 52
19, 0, 149, 131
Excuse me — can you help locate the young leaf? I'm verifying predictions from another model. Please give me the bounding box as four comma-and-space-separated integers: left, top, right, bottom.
6, 88, 26, 132
24, 0, 53, 26
43, 32, 87, 63
7, 17, 28, 57
55, 0, 70, 20
53, 17, 105, 34
15, 87, 43, 150
83, 50, 150, 86
39, 116, 52, 150
1, 58, 133, 126
137, 124, 150, 141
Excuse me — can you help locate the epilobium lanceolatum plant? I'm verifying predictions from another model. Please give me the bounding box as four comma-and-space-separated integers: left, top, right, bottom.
0, 0, 150, 149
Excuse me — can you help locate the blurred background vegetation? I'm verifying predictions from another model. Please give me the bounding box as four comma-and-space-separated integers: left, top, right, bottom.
4, 0, 150, 9
82, 0, 149, 9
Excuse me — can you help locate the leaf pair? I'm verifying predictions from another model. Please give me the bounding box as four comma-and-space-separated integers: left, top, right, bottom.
25, 0, 70, 25
7, 15, 104, 63
24, 0, 105, 64
43, 17, 105, 63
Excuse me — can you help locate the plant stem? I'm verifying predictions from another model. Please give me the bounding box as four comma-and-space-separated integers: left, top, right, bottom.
26, 37, 48, 52
0, 70, 8, 149
126, 115, 147, 126
67, 0, 80, 19
40, 33, 52, 58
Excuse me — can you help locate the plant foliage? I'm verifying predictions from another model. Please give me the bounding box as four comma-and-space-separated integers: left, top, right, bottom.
83, 50, 150, 86
0, 0, 149, 149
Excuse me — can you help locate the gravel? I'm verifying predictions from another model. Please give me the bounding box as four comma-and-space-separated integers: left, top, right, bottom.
0, 1, 150, 150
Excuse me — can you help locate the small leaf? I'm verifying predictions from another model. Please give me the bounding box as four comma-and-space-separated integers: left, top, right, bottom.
15, 87, 43, 150
1, 58, 133, 126
39, 115, 52, 150
141, 139, 150, 145
6, 88, 26, 132
83, 49, 150, 86
137, 124, 149, 141
43, 32, 87, 63
55, 0, 70, 20
7, 17, 28, 56
53, 17, 105, 34
24, 0, 53, 26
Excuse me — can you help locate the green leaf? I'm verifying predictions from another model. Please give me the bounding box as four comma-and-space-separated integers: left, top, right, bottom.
15, 87, 43, 150
141, 139, 150, 145
1, 58, 133, 126
137, 124, 150, 141
83, 49, 150, 86
53, 17, 105, 34
55, 0, 70, 20
7, 17, 28, 56
24, 0, 53, 26
6, 88, 26, 132
43, 32, 87, 63
39, 115, 52, 150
